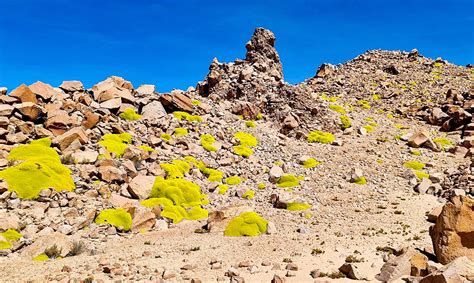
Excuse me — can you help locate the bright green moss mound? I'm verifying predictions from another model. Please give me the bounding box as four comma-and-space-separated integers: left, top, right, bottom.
95, 208, 132, 231
119, 108, 141, 121
242, 190, 255, 199
245, 121, 256, 128
173, 111, 202, 123
0, 138, 75, 199
302, 158, 321, 169
329, 104, 346, 114
277, 175, 301, 188
224, 212, 268, 237
226, 176, 242, 185
287, 202, 311, 211
148, 177, 208, 223
174, 127, 188, 137
0, 241, 12, 250
340, 115, 351, 129
218, 184, 229, 195
403, 161, 426, 170
234, 132, 258, 147
433, 137, 453, 150
307, 131, 335, 144
201, 134, 217, 152
233, 145, 253, 158
257, 183, 266, 190
98, 133, 132, 158
415, 170, 430, 179
192, 99, 201, 106
352, 176, 367, 185
0, 229, 22, 241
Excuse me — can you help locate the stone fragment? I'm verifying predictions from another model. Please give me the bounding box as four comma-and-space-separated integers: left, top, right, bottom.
72, 150, 98, 164
9, 84, 36, 103
339, 263, 367, 280
128, 175, 155, 200
420, 256, 474, 283
429, 195, 474, 264
136, 84, 155, 95
21, 232, 73, 258
141, 100, 166, 120
59, 81, 84, 92
14, 102, 43, 121
29, 81, 57, 100
53, 127, 89, 151
0, 104, 14, 116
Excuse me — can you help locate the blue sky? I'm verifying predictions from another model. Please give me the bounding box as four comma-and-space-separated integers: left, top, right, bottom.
0, 0, 472, 92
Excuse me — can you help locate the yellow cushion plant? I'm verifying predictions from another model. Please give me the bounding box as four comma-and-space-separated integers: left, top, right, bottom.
224, 212, 268, 237
201, 134, 217, 152
307, 130, 335, 144
119, 108, 141, 121
0, 229, 22, 250
98, 133, 133, 158
233, 132, 258, 158
143, 176, 209, 223
95, 208, 132, 231
0, 138, 75, 199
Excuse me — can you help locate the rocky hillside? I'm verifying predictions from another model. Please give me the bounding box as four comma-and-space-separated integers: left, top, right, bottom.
0, 28, 472, 282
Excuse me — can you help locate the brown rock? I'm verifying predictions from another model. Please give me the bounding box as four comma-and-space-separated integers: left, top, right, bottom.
429, 195, 474, 264
0, 104, 14, 116
99, 166, 126, 183
407, 130, 432, 148
9, 84, 37, 103
21, 232, 73, 258
410, 252, 429, 277
128, 175, 155, 200
29, 81, 57, 100
53, 127, 89, 151
14, 102, 43, 121
82, 110, 100, 129
0, 95, 19, 104
420, 256, 474, 283
159, 91, 193, 112
59, 81, 84, 92
131, 207, 156, 232
376, 248, 427, 281
271, 274, 286, 283
100, 97, 122, 109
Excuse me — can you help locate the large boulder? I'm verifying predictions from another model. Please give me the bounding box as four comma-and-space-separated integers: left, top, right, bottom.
429, 195, 474, 264
420, 256, 474, 282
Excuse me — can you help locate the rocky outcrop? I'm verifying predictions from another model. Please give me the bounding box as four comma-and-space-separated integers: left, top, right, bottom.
195, 27, 335, 136
429, 195, 474, 264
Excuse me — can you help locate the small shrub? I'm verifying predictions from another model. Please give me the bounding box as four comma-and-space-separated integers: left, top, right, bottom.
242, 190, 255, 199
287, 202, 311, 211
307, 131, 335, 144
95, 208, 132, 231
224, 212, 268, 237
119, 108, 141, 121
44, 244, 62, 259
357, 100, 371, 109
225, 176, 242, 185
201, 134, 217, 152
403, 161, 426, 170
340, 115, 351, 129
233, 145, 253, 158
302, 158, 321, 168
329, 104, 346, 114
173, 128, 188, 137
161, 133, 172, 142
245, 121, 256, 128
257, 183, 266, 189
277, 175, 302, 188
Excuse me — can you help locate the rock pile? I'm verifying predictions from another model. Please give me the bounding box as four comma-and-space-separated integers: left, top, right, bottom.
195, 27, 337, 136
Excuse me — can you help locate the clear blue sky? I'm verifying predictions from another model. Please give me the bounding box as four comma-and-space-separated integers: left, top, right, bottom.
1, 0, 472, 92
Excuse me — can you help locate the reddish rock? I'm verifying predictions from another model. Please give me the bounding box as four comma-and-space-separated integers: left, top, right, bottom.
429, 195, 474, 264
9, 84, 37, 103
14, 102, 43, 121
59, 81, 84, 92
53, 127, 89, 151
29, 81, 57, 100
